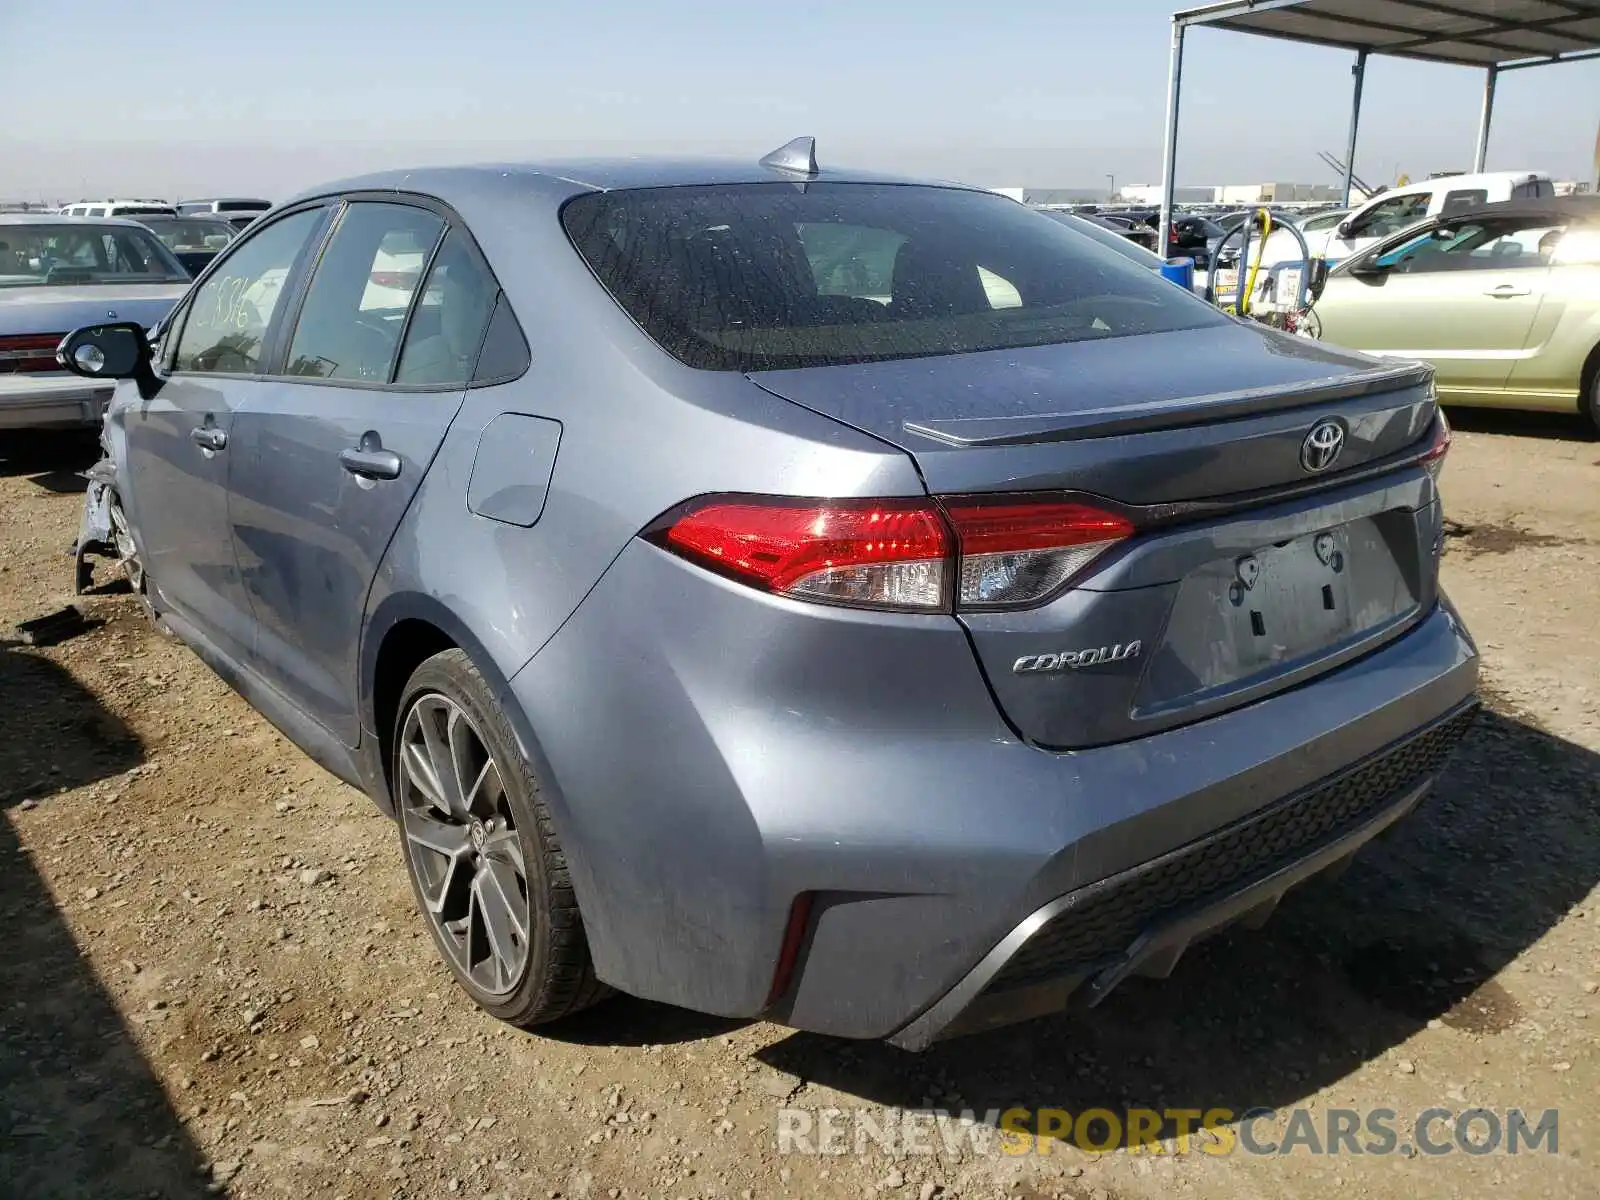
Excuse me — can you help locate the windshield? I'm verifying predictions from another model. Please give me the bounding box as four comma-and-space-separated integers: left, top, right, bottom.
140, 217, 237, 253
562, 183, 1224, 371
0, 223, 189, 286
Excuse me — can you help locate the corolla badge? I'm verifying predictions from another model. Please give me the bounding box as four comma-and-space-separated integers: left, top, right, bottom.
1300, 419, 1346, 473
1013, 641, 1142, 674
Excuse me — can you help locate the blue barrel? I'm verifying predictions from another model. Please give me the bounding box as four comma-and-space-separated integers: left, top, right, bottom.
1160, 256, 1195, 291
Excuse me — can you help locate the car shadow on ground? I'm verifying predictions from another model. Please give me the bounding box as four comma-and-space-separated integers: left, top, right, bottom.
0, 646, 213, 1198
1444, 405, 1594, 443
548, 996, 746, 1048
755, 705, 1599, 1140
0, 429, 101, 479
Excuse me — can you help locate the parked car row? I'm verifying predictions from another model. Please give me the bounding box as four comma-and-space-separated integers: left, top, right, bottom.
56, 196, 271, 231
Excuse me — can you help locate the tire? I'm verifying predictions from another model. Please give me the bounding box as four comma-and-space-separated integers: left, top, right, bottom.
1584, 365, 1600, 439
392, 648, 608, 1026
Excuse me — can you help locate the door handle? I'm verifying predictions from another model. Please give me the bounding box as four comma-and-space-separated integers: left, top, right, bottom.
190, 425, 227, 452
1484, 285, 1531, 298
339, 444, 402, 481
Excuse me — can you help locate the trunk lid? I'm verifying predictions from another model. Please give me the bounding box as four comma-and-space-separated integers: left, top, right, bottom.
0, 284, 188, 338
750, 323, 1443, 749
749, 322, 1433, 501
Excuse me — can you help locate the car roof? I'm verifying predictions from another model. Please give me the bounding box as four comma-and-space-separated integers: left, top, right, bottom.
181, 196, 270, 203
1433, 196, 1600, 226
0, 212, 155, 227
285, 157, 978, 210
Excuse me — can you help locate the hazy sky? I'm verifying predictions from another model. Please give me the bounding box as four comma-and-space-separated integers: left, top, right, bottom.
2, 0, 1595, 203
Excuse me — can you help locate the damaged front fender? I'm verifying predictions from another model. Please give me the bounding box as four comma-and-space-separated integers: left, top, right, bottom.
73, 454, 119, 594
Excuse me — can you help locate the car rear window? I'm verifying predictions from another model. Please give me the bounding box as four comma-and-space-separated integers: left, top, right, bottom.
561, 183, 1224, 371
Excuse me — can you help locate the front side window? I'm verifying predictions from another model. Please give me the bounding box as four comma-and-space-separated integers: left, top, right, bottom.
0, 223, 187, 288
173, 207, 326, 374
1351, 192, 1431, 238
393, 228, 498, 386
284, 202, 445, 382
562, 183, 1224, 371
1367, 219, 1565, 274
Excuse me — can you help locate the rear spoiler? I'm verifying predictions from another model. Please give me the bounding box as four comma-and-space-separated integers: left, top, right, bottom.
902, 362, 1433, 448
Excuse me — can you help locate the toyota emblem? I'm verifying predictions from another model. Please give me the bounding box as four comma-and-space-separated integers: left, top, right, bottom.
1300, 419, 1346, 473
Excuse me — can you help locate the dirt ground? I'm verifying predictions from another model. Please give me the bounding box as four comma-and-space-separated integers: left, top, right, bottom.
2, 409, 1596, 1200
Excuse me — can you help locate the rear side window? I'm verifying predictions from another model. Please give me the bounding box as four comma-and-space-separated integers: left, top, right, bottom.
561, 183, 1224, 371
284, 202, 444, 382
394, 228, 498, 386
1440, 188, 1487, 215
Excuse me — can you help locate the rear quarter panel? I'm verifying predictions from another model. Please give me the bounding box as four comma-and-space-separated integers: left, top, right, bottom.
356, 173, 925, 746
1506, 262, 1600, 400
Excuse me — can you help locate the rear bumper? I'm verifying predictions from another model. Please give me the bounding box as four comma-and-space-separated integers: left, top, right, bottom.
0, 375, 112, 429
510, 541, 1479, 1041
890, 702, 1475, 1049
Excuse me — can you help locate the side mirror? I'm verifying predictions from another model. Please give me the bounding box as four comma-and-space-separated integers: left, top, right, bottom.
1335, 220, 1355, 239
1308, 258, 1331, 301
1346, 260, 1388, 280
57, 321, 150, 381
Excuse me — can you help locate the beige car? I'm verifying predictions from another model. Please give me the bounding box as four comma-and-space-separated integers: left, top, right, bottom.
1312, 197, 1600, 433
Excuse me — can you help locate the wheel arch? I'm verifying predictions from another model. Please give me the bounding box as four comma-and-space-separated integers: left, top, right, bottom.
359, 594, 570, 834
1580, 337, 1600, 428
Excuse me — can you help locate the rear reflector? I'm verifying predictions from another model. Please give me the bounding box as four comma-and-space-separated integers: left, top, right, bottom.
766, 892, 814, 1006
649, 493, 1135, 612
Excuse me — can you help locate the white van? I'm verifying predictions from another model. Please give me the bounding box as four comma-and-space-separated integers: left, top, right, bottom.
1219, 172, 1556, 295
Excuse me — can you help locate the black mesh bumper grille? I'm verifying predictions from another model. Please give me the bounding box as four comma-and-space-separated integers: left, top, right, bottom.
987, 707, 1477, 994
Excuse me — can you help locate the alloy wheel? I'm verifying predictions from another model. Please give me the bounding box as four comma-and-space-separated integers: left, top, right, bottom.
396, 693, 531, 996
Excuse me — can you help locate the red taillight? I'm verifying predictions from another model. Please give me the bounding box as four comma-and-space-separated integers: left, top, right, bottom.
649, 493, 1134, 612
1419, 410, 1451, 481
942, 497, 1136, 608
652, 496, 951, 610
0, 334, 66, 374
369, 271, 417, 290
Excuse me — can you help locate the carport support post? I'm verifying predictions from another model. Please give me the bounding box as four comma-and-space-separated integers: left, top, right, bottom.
1158, 18, 1187, 259
1474, 65, 1498, 172
1342, 50, 1368, 206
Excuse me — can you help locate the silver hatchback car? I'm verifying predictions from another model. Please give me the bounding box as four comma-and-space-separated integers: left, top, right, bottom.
63, 141, 1477, 1047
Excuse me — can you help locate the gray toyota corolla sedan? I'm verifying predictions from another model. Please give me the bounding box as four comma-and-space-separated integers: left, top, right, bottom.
61, 140, 1477, 1048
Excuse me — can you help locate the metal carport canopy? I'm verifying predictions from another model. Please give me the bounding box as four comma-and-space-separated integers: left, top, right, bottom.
1158, 0, 1600, 245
